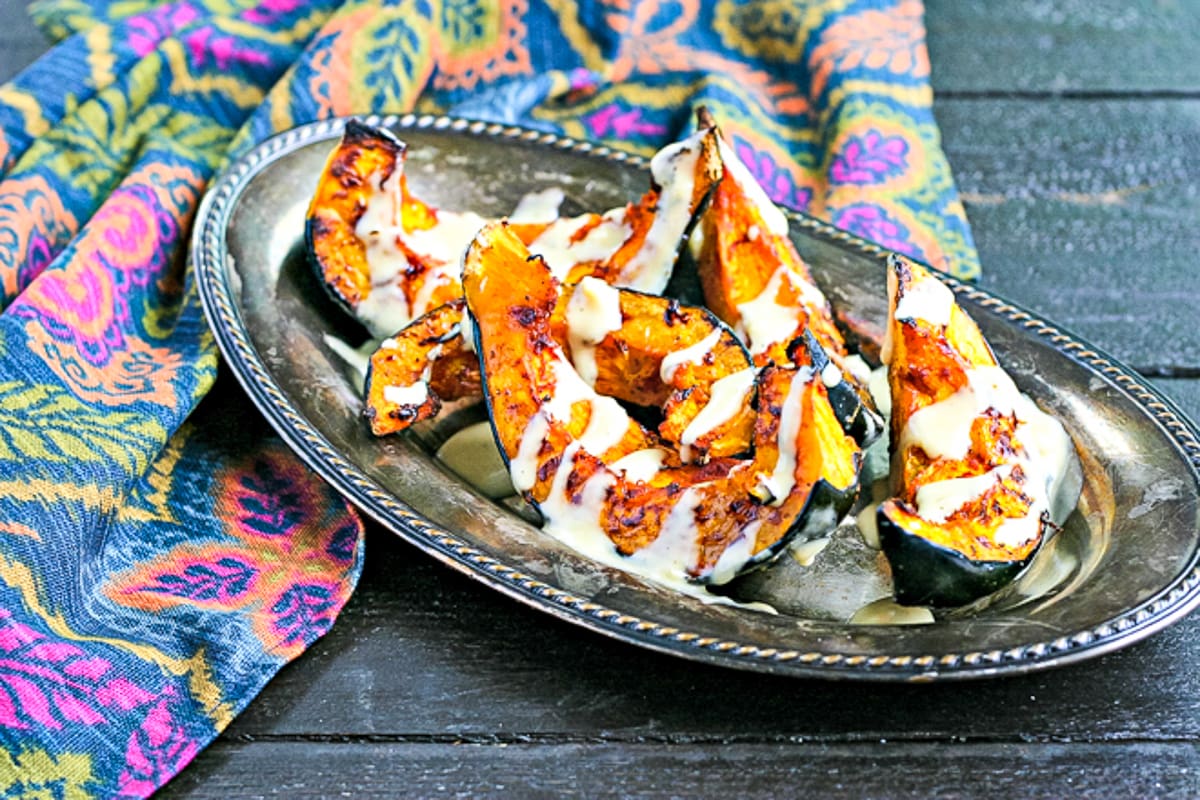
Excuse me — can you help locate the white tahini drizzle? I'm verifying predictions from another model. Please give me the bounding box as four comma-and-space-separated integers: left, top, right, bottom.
617, 130, 708, 293
899, 365, 1017, 462
610, 448, 668, 482
706, 516, 763, 586
383, 382, 430, 408
352, 164, 487, 335
913, 465, 1013, 523
755, 367, 812, 504
881, 265, 955, 364
679, 367, 757, 460
565, 276, 624, 386
735, 265, 829, 356
528, 210, 631, 281
404, 209, 487, 319
893, 271, 954, 328
509, 187, 564, 224
353, 166, 413, 337
660, 329, 722, 383
715, 136, 790, 237
622, 485, 705, 581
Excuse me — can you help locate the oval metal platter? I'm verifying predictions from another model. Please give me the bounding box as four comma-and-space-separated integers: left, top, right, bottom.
193, 114, 1200, 681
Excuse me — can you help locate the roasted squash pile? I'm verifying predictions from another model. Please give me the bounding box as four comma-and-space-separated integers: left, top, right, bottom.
305, 116, 1080, 607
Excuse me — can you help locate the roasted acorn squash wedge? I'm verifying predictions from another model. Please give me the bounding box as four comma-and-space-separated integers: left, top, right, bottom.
689, 111, 882, 449
877, 254, 1081, 607
311, 119, 722, 344
364, 299, 481, 436
305, 119, 484, 338
464, 221, 861, 585
305, 119, 408, 321
572, 279, 756, 463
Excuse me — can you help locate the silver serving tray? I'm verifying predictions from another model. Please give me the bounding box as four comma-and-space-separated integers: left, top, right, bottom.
193, 114, 1200, 681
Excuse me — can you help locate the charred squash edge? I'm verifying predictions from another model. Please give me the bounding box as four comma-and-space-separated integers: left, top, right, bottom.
304, 119, 407, 320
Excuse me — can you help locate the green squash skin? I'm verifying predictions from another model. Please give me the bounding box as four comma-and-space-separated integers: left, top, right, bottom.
876, 506, 1033, 608
825, 375, 883, 449
787, 330, 884, 450
303, 215, 361, 323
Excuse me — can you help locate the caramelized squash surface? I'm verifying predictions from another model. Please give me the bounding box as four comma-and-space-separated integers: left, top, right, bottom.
463, 222, 861, 583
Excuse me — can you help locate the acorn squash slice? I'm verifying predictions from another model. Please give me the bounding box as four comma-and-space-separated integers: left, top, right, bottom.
689, 111, 882, 448
877, 254, 1081, 607
305, 120, 407, 322
463, 221, 861, 585
305, 119, 458, 338
568, 277, 757, 464
785, 329, 883, 449
364, 299, 481, 436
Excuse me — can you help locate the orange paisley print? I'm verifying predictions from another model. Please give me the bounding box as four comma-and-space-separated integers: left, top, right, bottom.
808, 0, 930, 99
23, 328, 191, 408
0, 174, 78, 304
606, 0, 810, 116
433, 0, 532, 91
308, 5, 393, 119
14, 162, 203, 407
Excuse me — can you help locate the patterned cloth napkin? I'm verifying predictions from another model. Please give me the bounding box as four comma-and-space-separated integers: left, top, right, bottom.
0, 0, 976, 795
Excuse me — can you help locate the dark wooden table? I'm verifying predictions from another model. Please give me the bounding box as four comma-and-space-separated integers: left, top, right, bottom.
5, 3, 1199, 797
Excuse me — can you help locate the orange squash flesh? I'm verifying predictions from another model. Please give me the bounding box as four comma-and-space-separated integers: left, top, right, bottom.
464, 222, 861, 583
882, 260, 1040, 564
307, 119, 479, 337
462, 223, 663, 489
584, 290, 755, 462
692, 137, 843, 366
